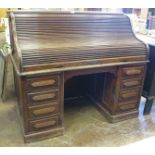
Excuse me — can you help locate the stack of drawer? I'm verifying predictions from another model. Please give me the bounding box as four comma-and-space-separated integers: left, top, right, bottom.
23, 73, 63, 140
117, 65, 145, 113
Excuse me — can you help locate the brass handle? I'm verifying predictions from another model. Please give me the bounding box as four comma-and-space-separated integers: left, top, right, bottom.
31, 79, 56, 87
32, 93, 56, 101
123, 81, 140, 87
33, 107, 56, 116
125, 69, 141, 76
121, 92, 138, 98
33, 120, 56, 129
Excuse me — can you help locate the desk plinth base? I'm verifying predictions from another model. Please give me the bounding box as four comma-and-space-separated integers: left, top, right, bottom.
24, 127, 64, 143
95, 102, 138, 123
89, 96, 138, 123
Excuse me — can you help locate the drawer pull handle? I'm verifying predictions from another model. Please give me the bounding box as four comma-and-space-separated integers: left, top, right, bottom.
33, 107, 56, 116
125, 69, 141, 76
121, 92, 138, 98
32, 93, 56, 101
123, 81, 140, 87
33, 120, 56, 129
31, 79, 56, 87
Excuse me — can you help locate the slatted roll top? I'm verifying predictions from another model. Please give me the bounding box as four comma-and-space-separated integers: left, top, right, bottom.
8, 11, 148, 74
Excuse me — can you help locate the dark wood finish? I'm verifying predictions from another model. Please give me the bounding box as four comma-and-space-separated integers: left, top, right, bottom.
119, 88, 141, 101
119, 100, 137, 111
121, 66, 145, 78
25, 75, 59, 92
121, 78, 142, 89
28, 116, 59, 132
8, 11, 148, 142
28, 102, 59, 119
27, 91, 59, 105
31, 79, 56, 87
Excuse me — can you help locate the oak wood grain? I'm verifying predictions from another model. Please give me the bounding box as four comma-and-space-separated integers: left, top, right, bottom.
33, 120, 56, 129
33, 107, 56, 116
123, 80, 140, 87
31, 79, 56, 87
32, 93, 56, 101
8, 11, 148, 142
8, 11, 148, 72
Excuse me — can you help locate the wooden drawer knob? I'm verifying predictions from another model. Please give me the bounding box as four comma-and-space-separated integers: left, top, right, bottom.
123, 81, 140, 87
31, 79, 56, 87
125, 69, 141, 76
33, 107, 56, 116
32, 93, 56, 101
33, 120, 56, 129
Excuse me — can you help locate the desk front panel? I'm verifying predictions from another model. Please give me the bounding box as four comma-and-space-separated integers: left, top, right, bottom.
14, 64, 146, 142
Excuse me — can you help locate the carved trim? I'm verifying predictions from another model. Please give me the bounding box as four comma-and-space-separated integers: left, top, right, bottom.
31, 79, 56, 87
32, 93, 56, 101
33, 120, 56, 129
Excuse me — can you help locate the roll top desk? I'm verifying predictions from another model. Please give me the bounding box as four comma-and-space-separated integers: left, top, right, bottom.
8, 11, 149, 142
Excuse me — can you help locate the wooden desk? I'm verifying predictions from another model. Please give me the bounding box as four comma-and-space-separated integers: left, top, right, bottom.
8, 11, 148, 142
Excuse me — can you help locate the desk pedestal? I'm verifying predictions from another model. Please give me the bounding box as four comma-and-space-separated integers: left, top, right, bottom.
14, 64, 146, 142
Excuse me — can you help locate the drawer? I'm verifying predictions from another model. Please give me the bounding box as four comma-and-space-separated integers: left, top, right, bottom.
25, 75, 59, 92
119, 88, 141, 102
28, 102, 59, 119
118, 99, 138, 112
27, 90, 59, 105
121, 78, 142, 90
121, 66, 144, 79
28, 116, 59, 132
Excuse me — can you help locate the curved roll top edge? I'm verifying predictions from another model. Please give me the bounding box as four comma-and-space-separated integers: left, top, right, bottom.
125, 14, 149, 60
9, 11, 149, 74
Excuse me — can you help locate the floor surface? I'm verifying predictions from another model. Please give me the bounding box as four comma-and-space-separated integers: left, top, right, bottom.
0, 95, 155, 147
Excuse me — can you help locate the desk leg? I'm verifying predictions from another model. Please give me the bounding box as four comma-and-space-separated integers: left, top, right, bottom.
143, 99, 154, 115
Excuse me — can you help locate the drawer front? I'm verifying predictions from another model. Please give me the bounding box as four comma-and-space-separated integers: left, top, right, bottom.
25, 75, 59, 92
28, 102, 59, 119
119, 88, 141, 102
118, 99, 138, 112
28, 116, 59, 132
27, 91, 59, 105
121, 66, 144, 79
121, 78, 142, 90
